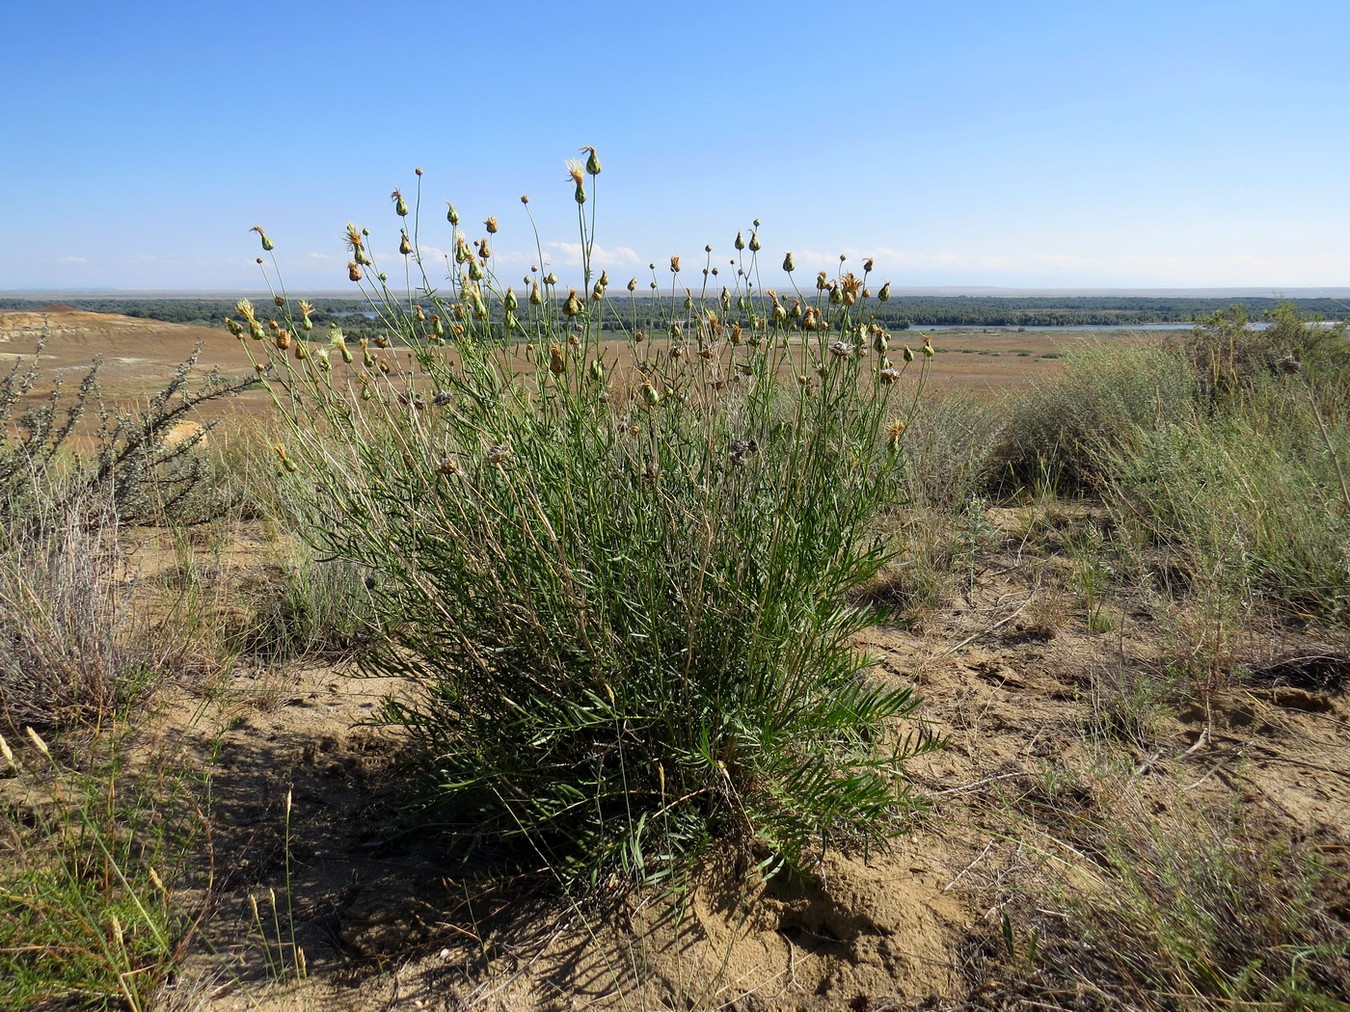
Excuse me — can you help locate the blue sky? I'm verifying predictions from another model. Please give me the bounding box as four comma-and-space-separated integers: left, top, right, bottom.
3, 0, 1348, 292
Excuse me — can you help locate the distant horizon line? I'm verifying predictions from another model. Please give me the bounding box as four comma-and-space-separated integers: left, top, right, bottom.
5, 285, 1350, 300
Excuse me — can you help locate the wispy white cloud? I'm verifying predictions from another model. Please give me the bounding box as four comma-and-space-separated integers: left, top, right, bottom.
54, 256, 89, 265
544, 241, 642, 268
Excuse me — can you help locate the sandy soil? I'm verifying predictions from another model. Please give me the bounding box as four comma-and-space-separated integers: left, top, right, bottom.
132, 504, 1347, 1011
7, 311, 1345, 1010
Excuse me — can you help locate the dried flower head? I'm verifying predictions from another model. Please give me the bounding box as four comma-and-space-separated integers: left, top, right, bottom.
484, 216, 499, 234
566, 159, 587, 203
840, 272, 864, 306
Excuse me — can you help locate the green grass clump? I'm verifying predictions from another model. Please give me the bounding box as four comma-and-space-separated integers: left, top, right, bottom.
0, 730, 203, 1011
1102, 398, 1350, 625
993, 340, 1197, 494
1003, 788, 1350, 1010
233, 154, 940, 885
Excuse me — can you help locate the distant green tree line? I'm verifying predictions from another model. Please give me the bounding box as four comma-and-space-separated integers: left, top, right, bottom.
1, 296, 1344, 333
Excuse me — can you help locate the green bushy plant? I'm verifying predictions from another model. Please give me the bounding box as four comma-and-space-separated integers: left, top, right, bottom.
231, 155, 940, 884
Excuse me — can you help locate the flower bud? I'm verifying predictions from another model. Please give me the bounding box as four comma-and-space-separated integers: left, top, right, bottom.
782, 252, 795, 273
748, 232, 761, 252
735, 231, 746, 251
588, 358, 605, 384
550, 343, 566, 376
627, 277, 637, 292
903, 345, 915, 363
670, 255, 680, 274
445, 201, 460, 226
529, 282, 543, 305
503, 287, 519, 312
250, 225, 275, 252
391, 188, 409, 216
399, 231, 413, 256
641, 383, 661, 406
583, 146, 602, 175
878, 281, 891, 302
563, 290, 583, 317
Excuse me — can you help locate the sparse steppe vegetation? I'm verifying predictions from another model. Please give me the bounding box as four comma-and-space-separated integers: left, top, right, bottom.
0, 157, 1347, 1010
